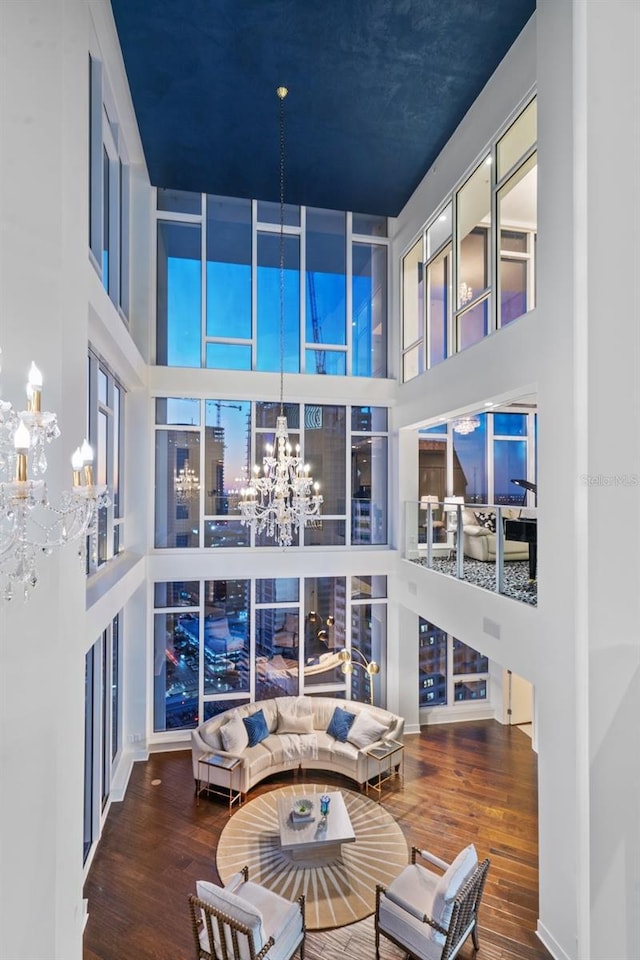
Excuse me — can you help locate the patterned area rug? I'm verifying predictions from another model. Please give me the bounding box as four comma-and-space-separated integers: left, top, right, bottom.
216, 783, 408, 931
413, 555, 537, 606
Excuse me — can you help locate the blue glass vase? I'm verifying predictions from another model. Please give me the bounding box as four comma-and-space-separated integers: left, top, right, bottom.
320, 794, 330, 817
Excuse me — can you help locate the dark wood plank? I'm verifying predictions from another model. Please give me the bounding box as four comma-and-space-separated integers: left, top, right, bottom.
83, 720, 551, 960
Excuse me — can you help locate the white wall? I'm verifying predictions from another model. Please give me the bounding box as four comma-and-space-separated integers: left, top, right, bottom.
3, 2, 638, 957
392, 3, 640, 959
0, 2, 89, 956
0, 1, 153, 956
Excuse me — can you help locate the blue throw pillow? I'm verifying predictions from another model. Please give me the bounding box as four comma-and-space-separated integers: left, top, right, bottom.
243, 709, 269, 747
327, 706, 356, 742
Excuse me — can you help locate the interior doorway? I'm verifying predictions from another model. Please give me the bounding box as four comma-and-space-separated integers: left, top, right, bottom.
503, 670, 535, 746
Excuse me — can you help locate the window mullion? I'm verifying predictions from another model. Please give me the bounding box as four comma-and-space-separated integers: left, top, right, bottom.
346, 212, 353, 375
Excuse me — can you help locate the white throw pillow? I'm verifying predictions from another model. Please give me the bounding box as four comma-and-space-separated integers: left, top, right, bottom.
277, 709, 314, 734
200, 721, 223, 751
220, 711, 249, 754
347, 709, 389, 748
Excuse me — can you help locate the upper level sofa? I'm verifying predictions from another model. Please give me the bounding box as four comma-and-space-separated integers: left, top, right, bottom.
191, 695, 404, 797
462, 507, 530, 562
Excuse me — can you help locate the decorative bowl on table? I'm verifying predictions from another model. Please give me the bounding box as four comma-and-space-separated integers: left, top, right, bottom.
291, 798, 314, 821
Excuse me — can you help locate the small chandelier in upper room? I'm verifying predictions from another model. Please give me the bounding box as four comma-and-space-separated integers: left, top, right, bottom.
238, 86, 322, 547
458, 282, 474, 307
452, 415, 481, 435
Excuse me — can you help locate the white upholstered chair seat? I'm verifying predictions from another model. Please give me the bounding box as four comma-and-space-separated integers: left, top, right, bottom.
189, 867, 305, 960
375, 845, 490, 960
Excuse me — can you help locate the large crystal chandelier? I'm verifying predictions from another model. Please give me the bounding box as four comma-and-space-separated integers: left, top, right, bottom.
239, 86, 322, 547
0, 349, 110, 600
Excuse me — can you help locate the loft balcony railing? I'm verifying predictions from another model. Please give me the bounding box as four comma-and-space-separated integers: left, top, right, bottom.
404, 498, 537, 607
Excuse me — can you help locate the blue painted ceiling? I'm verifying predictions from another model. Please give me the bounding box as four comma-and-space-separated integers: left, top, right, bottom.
111, 0, 535, 217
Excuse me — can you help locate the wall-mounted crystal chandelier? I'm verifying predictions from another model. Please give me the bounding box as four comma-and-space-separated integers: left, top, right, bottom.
0, 350, 110, 600
452, 415, 481, 435
239, 87, 322, 547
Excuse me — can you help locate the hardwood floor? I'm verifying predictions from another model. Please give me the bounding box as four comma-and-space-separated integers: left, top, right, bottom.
83, 721, 551, 960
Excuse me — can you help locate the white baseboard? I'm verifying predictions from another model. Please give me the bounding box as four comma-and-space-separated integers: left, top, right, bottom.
421, 705, 495, 725
537, 920, 571, 960
109, 746, 148, 802
404, 724, 421, 735
148, 738, 191, 754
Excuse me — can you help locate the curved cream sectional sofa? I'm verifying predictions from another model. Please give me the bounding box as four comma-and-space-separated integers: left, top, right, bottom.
191, 695, 404, 798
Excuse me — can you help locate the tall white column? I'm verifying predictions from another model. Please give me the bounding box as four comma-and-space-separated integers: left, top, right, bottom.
537, 1, 640, 957
0, 1, 89, 957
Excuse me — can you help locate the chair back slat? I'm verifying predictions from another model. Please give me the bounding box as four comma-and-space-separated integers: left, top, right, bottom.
188, 894, 262, 960
441, 858, 490, 960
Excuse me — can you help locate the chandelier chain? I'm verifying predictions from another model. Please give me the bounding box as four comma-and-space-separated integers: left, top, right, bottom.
278, 87, 286, 414
238, 86, 323, 547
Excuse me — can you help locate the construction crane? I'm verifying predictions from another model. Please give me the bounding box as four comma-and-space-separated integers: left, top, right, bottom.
307, 272, 326, 374
209, 399, 243, 427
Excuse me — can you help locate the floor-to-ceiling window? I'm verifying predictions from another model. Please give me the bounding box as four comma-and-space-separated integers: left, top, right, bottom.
88, 54, 130, 321
419, 617, 489, 713
153, 575, 387, 732
401, 96, 537, 380
156, 191, 388, 377
87, 352, 125, 572
154, 398, 388, 549
418, 409, 536, 507
83, 613, 122, 864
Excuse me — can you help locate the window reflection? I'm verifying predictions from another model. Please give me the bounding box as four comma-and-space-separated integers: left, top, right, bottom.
494, 440, 527, 504
419, 618, 447, 706
427, 244, 450, 367
255, 607, 300, 700
153, 612, 200, 731
203, 580, 250, 696
204, 400, 250, 525
153, 575, 387, 729
304, 405, 346, 543
154, 430, 200, 548
351, 436, 387, 544
353, 242, 387, 377
256, 232, 300, 372
498, 156, 537, 328
206, 195, 252, 339
453, 414, 487, 504
457, 160, 491, 310
402, 236, 423, 352
457, 298, 488, 351
305, 208, 346, 350
156, 221, 202, 367
303, 577, 346, 689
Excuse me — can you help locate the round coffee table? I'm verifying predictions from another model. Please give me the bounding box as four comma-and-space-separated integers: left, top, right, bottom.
216, 783, 408, 930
